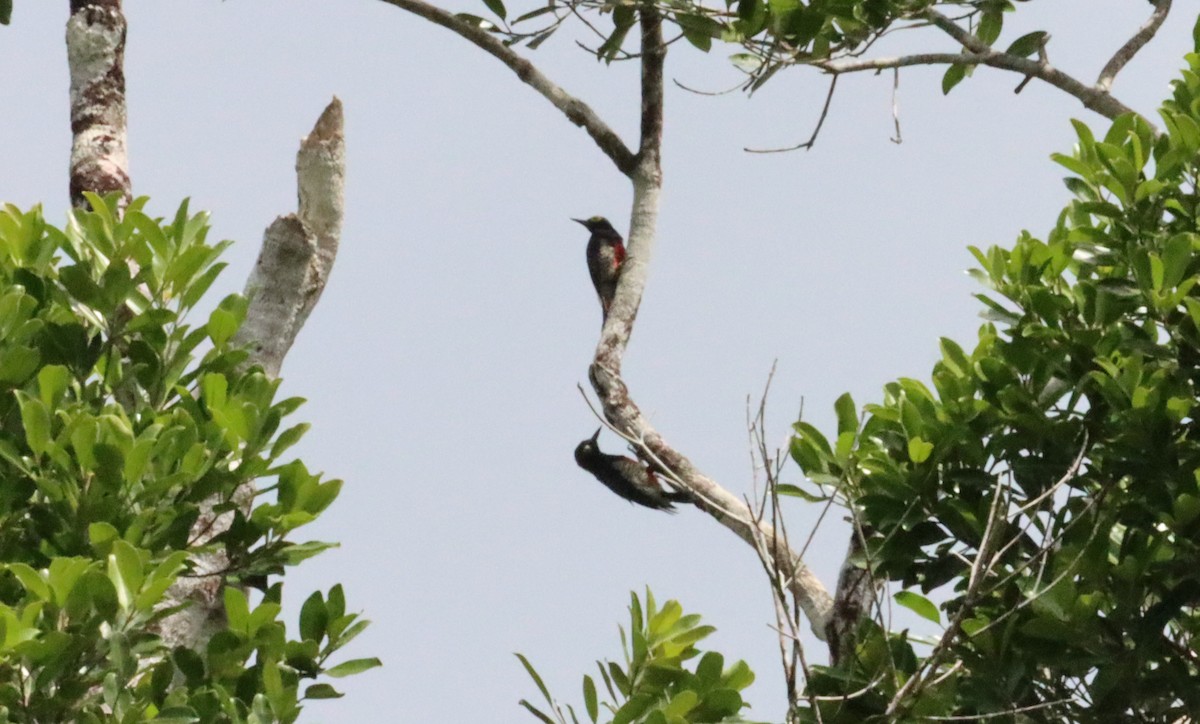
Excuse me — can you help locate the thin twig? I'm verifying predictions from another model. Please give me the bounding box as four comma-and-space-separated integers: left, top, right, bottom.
889, 68, 902, 144
972, 510, 1108, 638
809, 674, 887, 701
923, 697, 1074, 720
885, 468, 1010, 717
745, 75, 838, 153
672, 77, 745, 96
1014, 36, 1049, 94
379, 0, 636, 173
566, 0, 610, 43
927, 660, 963, 688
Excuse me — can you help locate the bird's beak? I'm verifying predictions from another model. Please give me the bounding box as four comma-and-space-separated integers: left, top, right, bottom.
589, 427, 601, 443
571, 218, 588, 228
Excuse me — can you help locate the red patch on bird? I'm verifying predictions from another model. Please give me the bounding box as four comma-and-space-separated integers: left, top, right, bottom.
613, 243, 626, 267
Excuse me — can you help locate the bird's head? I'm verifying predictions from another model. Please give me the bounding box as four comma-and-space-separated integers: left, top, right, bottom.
573, 427, 603, 463
572, 216, 616, 234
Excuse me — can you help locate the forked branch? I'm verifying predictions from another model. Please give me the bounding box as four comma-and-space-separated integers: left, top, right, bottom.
815, 9, 1147, 127
585, 9, 835, 637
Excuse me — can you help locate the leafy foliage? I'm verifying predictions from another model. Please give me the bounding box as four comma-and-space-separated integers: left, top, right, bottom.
789, 37, 1200, 722
467, 0, 1043, 91
0, 196, 376, 722
518, 590, 759, 724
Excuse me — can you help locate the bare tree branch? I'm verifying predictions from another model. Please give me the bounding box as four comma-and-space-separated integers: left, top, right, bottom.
922, 9, 1145, 124
818, 37, 1143, 125
67, 0, 130, 207
378, 0, 637, 173
378, 0, 837, 637
158, 98, 346, 651
745, 75, 838, 153
1096, 0, 1172, 92
583, 6, 836, 639
237, 98, 346, 376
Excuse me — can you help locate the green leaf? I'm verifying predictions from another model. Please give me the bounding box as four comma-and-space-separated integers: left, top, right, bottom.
518, 700, 558, 724
7, 563, 50, 601
304, 683, 343, 700
1161, 233, 1193, 289
598, 8, 635, 63
16, 391, 51, 458
300, 590, 327, 642
0, 0, 11, 25
1005, 30, 1047, 58
224, 586, 250, 632
88, 522, 119, 552
201, 372, 228, 411
1051, 152, 1092, 178
516, 652, 554, 706
729, 53, 762, 73
723, 659, 755, 690
834, 392, 857, 436
327, 619, 370, 654
649, 600, 682, 636
664, 689, 699, 717
481, 0, 505, 20
583, 675, 598, 722
0, 345, 40, 384
207, 307, 238, 348
324, 657, 382, 678
677, 13, 721, 53
270, 423, 310, 461
907, 436, 933, 463
942, 63, 967, 95
895, 590, 941, 624
37, 364, 70, 407
525, 28, 557, 50
976, 10, 1002, 46
938, 338, 970, 378
775, 483, 829, 501
107, 540, 144, 610
511, 5, 554, 24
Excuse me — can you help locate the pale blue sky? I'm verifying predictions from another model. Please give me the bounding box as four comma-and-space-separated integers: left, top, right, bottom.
1, 2, 1194, 721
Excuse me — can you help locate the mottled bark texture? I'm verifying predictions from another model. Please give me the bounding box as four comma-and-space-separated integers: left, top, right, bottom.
157, 99, 345, 651
825, 528, 877, 665
67, 0, 130, 207
236, 98, 345, 377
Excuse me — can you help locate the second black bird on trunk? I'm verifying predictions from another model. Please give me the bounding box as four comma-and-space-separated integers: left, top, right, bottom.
573, 216, 625, 322
574, 428, 690, 512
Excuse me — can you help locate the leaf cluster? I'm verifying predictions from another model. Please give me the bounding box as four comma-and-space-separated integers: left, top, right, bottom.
463, 0, 1040, 89
519, 589, 760, 724
0, 197, 376, 722
789, 39, 1200, 722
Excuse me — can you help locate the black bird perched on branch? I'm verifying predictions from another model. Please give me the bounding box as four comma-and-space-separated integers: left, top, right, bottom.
574, 428, 690, 512
572, 216, 625, 321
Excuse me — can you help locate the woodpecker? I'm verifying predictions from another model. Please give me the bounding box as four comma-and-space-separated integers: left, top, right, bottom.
572, 216, 625, 321
574, 428, 690, 512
